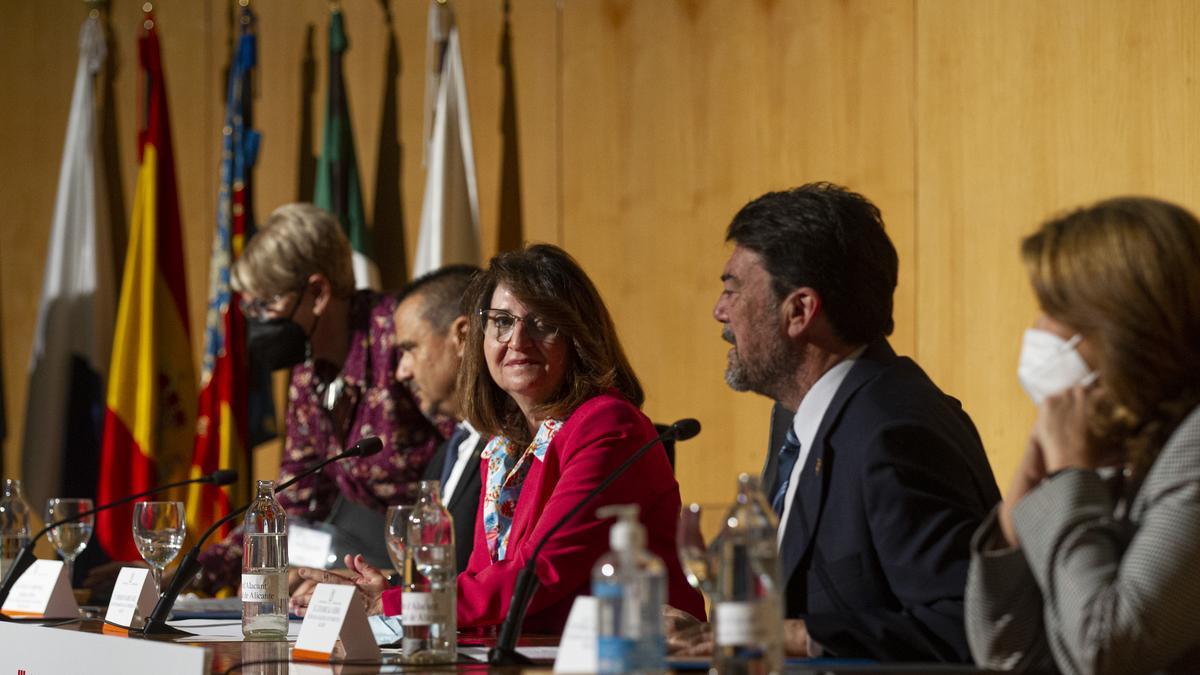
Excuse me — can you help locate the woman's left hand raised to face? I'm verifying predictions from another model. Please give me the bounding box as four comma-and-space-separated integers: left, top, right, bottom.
1036, 383, 1105, 473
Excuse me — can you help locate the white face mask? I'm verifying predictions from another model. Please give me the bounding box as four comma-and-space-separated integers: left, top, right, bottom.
1017, 328, 1098, 406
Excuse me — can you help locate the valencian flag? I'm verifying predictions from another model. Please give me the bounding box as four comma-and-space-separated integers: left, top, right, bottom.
97, 8, 197, 561
187, 5, 274, 543
22, 14, 114, 511
413, 0, 480, 277
314, 6, 380, 289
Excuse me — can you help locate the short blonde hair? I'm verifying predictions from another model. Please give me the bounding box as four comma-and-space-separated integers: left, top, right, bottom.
232, 203, 355, 298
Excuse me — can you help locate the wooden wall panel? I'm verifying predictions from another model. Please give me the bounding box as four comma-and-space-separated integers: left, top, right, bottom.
916, 0, 1200, 488
8, 0, 1200, 515
559, 0, 916, 515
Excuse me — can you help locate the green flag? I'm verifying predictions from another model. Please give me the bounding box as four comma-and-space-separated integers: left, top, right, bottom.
314, 7, 379, 289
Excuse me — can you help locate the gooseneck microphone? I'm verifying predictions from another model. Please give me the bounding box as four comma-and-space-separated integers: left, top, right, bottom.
0, 469, 239, 613
138, 436, 384, 637
488, 419, 701, 666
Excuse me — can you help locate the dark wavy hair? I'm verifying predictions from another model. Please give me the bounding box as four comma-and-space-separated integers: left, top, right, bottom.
727, 182, 898, 346
458, 244, 644, 445
1024, 196, 1200, 476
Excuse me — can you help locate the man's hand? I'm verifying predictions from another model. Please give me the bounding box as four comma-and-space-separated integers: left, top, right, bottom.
664, 606, 712, 656
783, 618, 810, 657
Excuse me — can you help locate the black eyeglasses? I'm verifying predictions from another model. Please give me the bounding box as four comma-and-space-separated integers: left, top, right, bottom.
238, 285, 306, 320
479, 309, 560, 344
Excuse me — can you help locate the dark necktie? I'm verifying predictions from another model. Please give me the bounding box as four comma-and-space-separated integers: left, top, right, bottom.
440, 424, 470, 488
771, 427, 802, 516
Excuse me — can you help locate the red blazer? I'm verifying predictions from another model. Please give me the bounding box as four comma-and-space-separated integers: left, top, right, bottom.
382, 391, 706, 632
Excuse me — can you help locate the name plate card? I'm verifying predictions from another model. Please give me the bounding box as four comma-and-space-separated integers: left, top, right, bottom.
553, 595, 599, 673
293, 583, 380, 662
103, 567, 158, 632
289, 523, 335, 568
0, 559, 79, 619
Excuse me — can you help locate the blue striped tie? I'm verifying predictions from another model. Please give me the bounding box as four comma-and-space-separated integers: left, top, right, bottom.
771, 427, 802, 516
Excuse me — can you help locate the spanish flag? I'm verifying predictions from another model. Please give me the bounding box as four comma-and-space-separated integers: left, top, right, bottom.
96, 9, 196, 561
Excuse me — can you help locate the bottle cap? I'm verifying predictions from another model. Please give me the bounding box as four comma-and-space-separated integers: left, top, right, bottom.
597, 504, 644, 553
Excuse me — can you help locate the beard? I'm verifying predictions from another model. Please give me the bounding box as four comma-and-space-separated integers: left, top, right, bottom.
723, 324, 797, 400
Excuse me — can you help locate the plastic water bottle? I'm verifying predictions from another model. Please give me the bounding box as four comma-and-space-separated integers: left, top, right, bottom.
402, 480, 456, 664
0, 479, 32, 583
710, 474, 784, 674
592, 504, 667, 675
242, 479, 288, 640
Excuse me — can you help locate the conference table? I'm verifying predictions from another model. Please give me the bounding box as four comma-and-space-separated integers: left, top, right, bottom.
0, 614, 1002, 674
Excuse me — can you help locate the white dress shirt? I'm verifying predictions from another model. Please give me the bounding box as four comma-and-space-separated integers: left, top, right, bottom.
777, 346, 865, 548
442, 419, 481, 503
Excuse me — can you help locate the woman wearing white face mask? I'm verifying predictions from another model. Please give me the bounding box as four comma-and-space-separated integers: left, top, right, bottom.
965, 197, 1200, 674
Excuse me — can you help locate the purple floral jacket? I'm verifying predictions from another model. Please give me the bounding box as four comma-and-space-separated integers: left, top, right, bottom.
196, 291, 441, 594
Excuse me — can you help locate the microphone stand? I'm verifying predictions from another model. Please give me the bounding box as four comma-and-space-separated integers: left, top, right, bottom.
488, 420, 700, 666
138, 438, 382, 637
0, 470, 237, 614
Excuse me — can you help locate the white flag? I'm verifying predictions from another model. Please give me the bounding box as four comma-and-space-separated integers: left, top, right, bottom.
413, 1, 481, 278
21, 16, 114, 508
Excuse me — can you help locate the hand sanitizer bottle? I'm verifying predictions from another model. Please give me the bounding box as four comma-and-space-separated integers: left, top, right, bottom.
592, 504, 667, 675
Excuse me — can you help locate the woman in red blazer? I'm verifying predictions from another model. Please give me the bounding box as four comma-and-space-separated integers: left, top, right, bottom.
315, 244, 704, 632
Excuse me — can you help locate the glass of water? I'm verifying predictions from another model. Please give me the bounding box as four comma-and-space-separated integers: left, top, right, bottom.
45, 498, 94, 585
132, 501, 186, 593
677, 502, 716, 596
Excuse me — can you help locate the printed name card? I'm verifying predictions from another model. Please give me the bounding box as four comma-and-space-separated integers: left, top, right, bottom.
293, 583, 380, 662
553, 595, 599, 673
0, 559, 79, 619
103, 567, 158, 632
289, 523, 335, 568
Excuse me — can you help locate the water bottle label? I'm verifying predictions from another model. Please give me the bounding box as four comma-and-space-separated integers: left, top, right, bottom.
402, 591, 450, 626
714, 601, 769, 646
241, 573, 286, 602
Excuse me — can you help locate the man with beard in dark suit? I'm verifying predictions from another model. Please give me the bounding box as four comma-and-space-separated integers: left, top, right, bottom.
668, 183, 1000, 662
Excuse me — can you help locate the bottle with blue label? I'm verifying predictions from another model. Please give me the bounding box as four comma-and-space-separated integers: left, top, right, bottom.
592, 504, 666, 675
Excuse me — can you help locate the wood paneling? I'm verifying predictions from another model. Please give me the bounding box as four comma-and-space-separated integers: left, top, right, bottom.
6, 0, 1200, 515
915, 0, 1200, 489
559, 0, 915, 515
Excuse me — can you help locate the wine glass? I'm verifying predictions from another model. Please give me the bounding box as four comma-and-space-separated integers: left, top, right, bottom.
677, 502, 715, 596
385, 504, 414, 586
45, 498, 94, 585
132, 501, 186, 593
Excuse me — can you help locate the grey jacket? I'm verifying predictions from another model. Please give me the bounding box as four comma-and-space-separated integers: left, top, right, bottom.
965, 404, 1200, 674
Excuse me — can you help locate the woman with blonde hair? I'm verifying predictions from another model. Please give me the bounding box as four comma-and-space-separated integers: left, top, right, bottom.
966, 197, 1200, 673
195, 203, 439, 593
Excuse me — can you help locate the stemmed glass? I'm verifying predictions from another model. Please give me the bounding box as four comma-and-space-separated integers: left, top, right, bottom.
45, 498, 94, 585
132, 501, 186, 593
385, 504, 414, 586
677, 502, 716, 596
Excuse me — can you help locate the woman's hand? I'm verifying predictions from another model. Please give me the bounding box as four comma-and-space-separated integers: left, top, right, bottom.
345, 554, 388, 615
998, 435, 1048, 547
1036, 384, 1104, 473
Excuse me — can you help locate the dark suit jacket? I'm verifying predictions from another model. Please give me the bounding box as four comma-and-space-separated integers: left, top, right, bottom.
767, 339, 1000, 662
423, 429, 486, 574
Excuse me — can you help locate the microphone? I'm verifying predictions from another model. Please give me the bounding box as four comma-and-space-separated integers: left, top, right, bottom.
0, 469, 238, 612
138, 436, 383, 637
488, 419, 701, 666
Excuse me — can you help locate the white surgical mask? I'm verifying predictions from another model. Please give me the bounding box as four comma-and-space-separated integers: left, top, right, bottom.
1017, 328, 1098, 406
